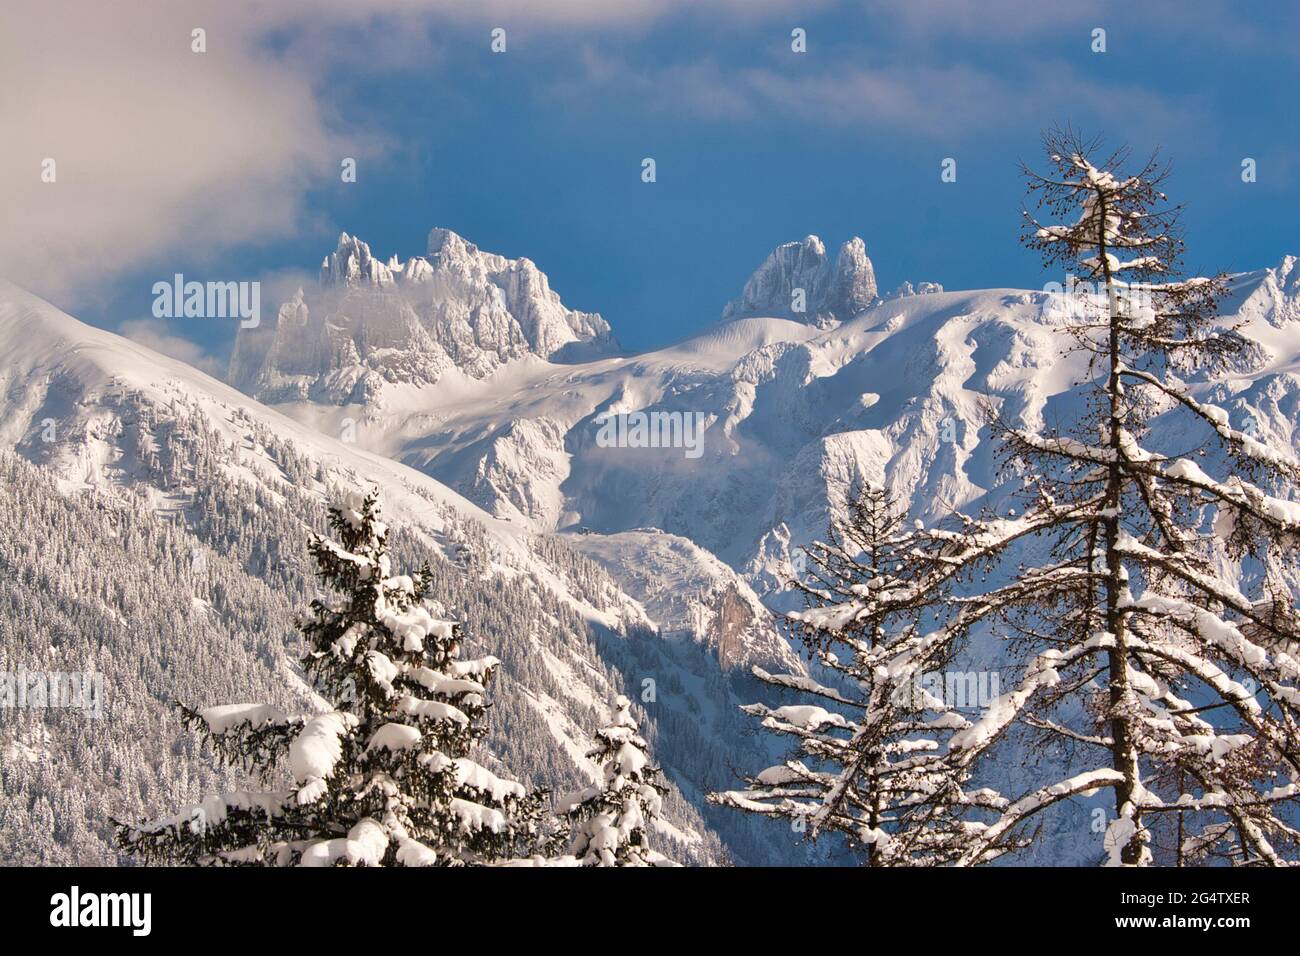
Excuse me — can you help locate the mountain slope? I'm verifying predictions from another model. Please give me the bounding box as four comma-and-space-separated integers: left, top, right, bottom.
0, 279, 802, 865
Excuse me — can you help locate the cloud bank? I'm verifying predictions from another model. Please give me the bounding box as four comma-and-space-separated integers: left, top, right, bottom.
1, 0, 1256, 302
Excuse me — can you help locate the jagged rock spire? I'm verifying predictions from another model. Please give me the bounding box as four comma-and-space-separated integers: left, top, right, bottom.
722, 235, 877, 327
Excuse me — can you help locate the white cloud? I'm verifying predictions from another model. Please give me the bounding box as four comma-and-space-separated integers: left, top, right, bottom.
0, 0, 1218, 308
256, 267, 322, 313
550, 51, 1195, 140
0, 0, 803, 306
0, 3, 357, 304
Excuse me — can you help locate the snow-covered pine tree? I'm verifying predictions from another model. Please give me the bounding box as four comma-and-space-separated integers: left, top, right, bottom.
116, 489, 556, 866
710, 485, 1009, 865
560, 694, 676, 866
897, 128, 1300, 866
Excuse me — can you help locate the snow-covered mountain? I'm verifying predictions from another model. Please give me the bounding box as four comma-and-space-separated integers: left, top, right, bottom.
240, 232, 1300, 609
7, 224, 1300, 865
226, 238, 1300, 866
229, 229, 618, 406
0, 278, 804, 865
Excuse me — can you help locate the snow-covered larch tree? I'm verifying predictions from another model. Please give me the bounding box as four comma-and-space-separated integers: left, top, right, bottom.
116, 489, 555, 866
560, 694, 676, 866
899, 128, 1300, 866
710, 485, 1011, 865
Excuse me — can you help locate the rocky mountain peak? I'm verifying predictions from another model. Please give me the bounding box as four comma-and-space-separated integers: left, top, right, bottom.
232, 227, 619, 404
721, 235, 878, 327
321, 232, 397, 287
426, 226, 481, 261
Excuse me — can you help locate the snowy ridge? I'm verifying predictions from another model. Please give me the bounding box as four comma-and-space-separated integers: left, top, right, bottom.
274, 259, 1300, 604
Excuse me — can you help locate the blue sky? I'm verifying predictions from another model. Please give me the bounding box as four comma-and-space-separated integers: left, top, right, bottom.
7, 0, 1297, 360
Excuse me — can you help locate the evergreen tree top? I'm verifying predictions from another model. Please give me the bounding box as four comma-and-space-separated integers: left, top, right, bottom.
117, 488, 554, 867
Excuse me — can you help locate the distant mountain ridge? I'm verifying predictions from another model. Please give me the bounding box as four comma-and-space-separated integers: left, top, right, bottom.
227, 232, 1300, 601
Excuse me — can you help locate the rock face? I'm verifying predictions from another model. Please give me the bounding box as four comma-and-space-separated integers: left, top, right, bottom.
721, 235, 878, 327
888, 280, 945, 298
564, 529, 798, 675
229, 228, 618, 404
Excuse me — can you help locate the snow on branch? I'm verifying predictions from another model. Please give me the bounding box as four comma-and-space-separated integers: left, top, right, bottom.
954, 770, 1125, 866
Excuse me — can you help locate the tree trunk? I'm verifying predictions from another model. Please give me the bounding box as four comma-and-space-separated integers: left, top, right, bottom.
1098, 196, 1145, 865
